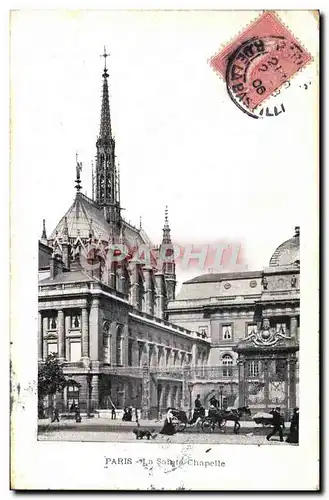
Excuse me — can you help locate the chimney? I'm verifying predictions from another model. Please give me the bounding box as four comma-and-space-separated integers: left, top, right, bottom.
50, 254, 63, 279
294, 226, 300, 237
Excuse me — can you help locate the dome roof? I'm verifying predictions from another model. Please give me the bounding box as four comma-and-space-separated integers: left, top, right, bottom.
269, 227, 300, 267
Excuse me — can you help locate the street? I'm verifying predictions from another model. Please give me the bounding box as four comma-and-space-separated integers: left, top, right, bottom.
38, 418, 293, 445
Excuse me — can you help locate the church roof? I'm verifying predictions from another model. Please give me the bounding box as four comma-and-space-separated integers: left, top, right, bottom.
49, 192, 151, 248
185, 270, 262, 284
39, 268, 97, 285
269, 227, 300, 267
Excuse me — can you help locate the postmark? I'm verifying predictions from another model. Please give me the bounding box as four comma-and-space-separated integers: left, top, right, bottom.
210, 12, 312, 118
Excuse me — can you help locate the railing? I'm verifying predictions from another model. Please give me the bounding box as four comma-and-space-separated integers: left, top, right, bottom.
190, 366, 239, 381
152, 367, 184, 380
103, 366, 144, 378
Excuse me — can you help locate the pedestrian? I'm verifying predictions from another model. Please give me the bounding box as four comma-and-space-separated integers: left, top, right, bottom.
52, 408, 60, 423
111, 403, 116, 420
135, 408, 139, 423
209, 395, 219, 409
159, 408, 177, 436
286, 408, 299, 444
75, 407, 81, 423
266, 407, 284, 442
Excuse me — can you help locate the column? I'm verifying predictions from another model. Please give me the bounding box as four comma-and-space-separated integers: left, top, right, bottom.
238, 359, 245, 407
42, 316, 48, 359
182, 364, 191, 413
122, 324, 129, 366
58, 310, 65, 360
290, 316, 298, 337
144, 268, 154, 316
110, 321, 117, 365
38, 312, 43, 361
81, 308, 89, 358
141, 363, 150, 419
191, 343, 197, 366
132, 338, 138, 366
89, 298, 100, 361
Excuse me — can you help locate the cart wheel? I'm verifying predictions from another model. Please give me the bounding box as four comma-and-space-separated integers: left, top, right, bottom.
202, 418, 214, 433
219, 419, 227, 429
175, 421, 186, 433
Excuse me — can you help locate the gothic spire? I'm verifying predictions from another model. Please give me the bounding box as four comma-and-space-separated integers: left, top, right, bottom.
94, 47, 121, 231
41, 219, 47, 241
98, 47, 112, 143
162, 205, 172, 244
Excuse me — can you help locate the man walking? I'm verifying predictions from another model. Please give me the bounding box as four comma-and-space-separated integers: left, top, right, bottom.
266, 407, 284, 442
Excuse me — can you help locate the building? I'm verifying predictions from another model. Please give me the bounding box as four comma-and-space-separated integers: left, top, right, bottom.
38, 53, 209, 419
167, 228, 300, 417
38, 52, 299, 420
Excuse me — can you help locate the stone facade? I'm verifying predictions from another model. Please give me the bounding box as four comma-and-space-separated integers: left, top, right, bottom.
167, 228, 300, 418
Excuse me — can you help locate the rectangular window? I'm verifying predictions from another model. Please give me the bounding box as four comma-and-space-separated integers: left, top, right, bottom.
247, 324, 257, 336
70, 341, 81, 362
247, 360, 259, 377
276, 323, 287, 334
222, 325, 232, 340
47, 342, 58, 356
48, 316, 57, 330
71, 314, 81, 329
116, 335, 123, 366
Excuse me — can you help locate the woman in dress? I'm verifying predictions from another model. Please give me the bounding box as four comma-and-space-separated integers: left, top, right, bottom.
159, 408, 177, 435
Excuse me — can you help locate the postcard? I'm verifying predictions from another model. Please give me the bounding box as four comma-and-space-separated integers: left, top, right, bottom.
10, 9, 319, 490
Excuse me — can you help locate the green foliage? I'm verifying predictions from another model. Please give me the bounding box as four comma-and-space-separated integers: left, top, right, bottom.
38, 353, 67, 399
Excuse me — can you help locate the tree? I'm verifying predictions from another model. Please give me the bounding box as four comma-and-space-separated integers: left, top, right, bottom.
38, 354, 67, 415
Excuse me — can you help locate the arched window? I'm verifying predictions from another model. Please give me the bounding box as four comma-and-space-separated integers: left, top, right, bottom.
222, 354, 233, 377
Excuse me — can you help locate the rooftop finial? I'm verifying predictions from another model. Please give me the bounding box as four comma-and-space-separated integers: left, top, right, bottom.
75, 152, 83, 192
294, 226, 300, 237
164, 205, 169, 227
139, 215, 142, 229
101, 46, 110, 77
41, 219, 47, 240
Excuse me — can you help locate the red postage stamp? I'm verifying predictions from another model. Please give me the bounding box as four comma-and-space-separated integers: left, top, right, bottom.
210, 11, 313, 113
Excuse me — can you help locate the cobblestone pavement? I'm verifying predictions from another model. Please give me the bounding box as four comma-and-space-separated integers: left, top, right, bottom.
38, 428, 292, 446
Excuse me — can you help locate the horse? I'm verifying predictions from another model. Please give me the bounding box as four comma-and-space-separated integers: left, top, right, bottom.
220, 406, 251, 433
201, 406, 251, 434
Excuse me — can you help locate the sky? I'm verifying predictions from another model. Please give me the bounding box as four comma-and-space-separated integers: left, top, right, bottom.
10, 10, 318, 289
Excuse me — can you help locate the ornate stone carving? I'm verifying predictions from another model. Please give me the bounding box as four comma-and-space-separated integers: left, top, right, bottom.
261, 277, 268, 290
224, 282, 231, 290
244, 317, 292, 347
102, 320, 110, 334
291, 275, 297, 288
249, 280, 257, 288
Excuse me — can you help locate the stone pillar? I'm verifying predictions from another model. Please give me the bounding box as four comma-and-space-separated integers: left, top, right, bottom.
38, 312, 43, 361
238, 359, 245, 407
155, 274, 165, 319
182, 364, 191, 413
122, 324, 129, 366
141, 363, 150, 419
110, 321, 117, 365
89, 298, 100, 361
144, 267, 154, 316
151, 345, 158, 369
58, 310, 65, 360
81, 308, 89, 358
191, 343, 197, 366
132, 338, 138, 366
42, 316, 48, 358
290, 316, 298, 337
